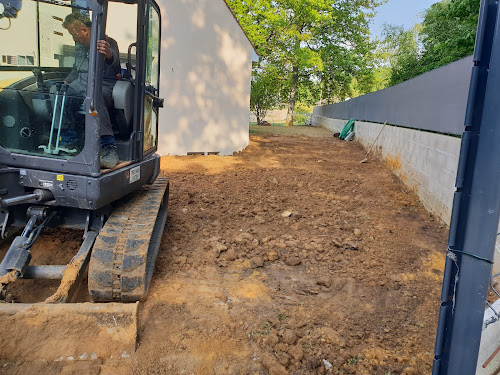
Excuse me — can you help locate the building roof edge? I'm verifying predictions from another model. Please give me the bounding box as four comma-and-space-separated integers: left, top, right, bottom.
222, 0, 261, 59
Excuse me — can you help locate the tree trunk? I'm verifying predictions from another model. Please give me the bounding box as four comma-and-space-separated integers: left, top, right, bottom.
253, 108, 262, 125
285, 65, 299, 127
254, 108, 267, 125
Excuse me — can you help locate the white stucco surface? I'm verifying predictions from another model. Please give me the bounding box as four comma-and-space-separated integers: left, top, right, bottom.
155, 0, 253, 155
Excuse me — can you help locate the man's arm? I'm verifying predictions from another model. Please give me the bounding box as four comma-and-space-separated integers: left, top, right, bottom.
97, 37, 121, 76
65, 44, 86, 83
65, 68, 78, 84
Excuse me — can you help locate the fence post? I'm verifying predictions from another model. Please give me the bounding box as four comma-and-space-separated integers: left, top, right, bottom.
432, 1, 500, 373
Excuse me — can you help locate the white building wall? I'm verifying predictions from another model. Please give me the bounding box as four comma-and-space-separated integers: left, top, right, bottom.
156, 0, 253, 155
313, 116, 500, 274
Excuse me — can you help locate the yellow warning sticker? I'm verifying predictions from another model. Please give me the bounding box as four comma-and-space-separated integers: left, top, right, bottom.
57, 175, 64, 181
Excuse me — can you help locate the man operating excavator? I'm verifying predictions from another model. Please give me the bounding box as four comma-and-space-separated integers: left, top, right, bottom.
61, 13, 120, 169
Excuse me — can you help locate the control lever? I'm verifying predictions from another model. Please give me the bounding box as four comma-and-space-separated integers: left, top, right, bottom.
145, 86, 164, 108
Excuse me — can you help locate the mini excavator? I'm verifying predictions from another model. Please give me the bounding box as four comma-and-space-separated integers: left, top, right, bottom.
0, 0, 168, 359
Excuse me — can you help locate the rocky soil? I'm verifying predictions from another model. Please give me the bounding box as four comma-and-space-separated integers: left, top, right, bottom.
1, 126, 452, 374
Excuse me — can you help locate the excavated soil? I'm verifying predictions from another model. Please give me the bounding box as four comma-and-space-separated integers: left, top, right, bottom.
0, 126, 454, 374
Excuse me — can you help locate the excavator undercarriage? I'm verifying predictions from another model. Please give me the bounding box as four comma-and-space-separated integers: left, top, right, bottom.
0, 0, 167, 360
0, 175, 169, 360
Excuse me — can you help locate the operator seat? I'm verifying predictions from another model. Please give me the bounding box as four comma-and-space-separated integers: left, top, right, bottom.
112, 79, 134, 138
112, 41, 138, 140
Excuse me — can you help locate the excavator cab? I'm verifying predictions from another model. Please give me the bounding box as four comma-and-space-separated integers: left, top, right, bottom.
0, 0, 163, 184
0, 0, 169, 358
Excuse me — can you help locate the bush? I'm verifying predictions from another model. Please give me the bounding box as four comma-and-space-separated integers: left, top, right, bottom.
293, 113, 307, 125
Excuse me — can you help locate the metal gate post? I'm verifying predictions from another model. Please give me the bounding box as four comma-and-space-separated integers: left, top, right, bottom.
433, 1, 500, 374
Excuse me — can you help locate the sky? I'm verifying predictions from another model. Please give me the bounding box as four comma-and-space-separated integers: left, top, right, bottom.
370, 0, 438, 39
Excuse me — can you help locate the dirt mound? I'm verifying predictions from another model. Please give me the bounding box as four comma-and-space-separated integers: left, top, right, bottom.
0, 131, 448, 374
133, 134, 447, 374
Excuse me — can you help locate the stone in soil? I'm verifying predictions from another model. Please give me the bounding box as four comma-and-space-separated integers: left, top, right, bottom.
250, 256, 264, 268
284, 255, 301, 266
281, 329, 297, 345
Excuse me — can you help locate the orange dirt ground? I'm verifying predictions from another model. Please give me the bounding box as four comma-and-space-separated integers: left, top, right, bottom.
1, 126, 455, 374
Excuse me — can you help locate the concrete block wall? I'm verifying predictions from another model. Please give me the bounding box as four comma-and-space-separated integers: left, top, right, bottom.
313, 116, 500, 273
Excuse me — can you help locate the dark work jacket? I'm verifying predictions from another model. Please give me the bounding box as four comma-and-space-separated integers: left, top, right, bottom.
65, 36, 121, 94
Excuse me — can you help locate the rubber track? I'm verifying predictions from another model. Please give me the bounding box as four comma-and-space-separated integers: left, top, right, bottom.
88, 178, 169, 302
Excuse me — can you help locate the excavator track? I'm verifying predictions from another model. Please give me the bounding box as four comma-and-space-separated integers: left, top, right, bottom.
88, 178, 169, 302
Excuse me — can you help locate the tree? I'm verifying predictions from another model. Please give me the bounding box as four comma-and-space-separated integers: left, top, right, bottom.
250, 67, 281, 125
420, 0, 480, 71
227, 0, 382, 125
381, 24, 423, 85
350, 65, 391, 98
379, 0, 480, 86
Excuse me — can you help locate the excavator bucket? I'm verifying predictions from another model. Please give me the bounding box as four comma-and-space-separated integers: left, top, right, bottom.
0, 179, 169, 362
0, 302, 138, 361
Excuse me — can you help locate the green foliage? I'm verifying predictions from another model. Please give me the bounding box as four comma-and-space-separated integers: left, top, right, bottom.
420, 0, 480, 71
295, 102, 314, 114
349, 58, 391, 98
293, 113, 306, 125
381, 24, 423, 85
233, 0, 480, 106
381, 0, 480, 86
296, 77, 321, 107
227, 0, 383, 117
250, 67, 281, 125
